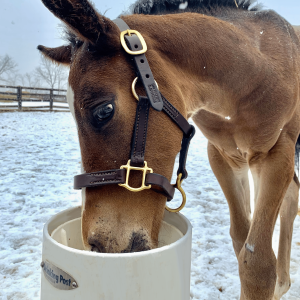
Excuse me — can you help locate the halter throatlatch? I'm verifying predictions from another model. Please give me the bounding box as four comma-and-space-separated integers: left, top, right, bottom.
73, 18, 195, 213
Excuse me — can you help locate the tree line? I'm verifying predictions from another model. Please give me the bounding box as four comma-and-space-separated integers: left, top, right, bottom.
0, 54, 68, 90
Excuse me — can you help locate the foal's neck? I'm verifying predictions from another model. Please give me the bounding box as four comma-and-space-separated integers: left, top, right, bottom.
124, 13, 265, 116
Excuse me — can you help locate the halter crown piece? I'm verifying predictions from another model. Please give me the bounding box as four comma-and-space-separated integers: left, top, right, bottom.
73, 19, 195, 213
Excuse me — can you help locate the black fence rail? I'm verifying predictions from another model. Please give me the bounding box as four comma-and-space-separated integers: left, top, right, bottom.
0, 85, 69, 112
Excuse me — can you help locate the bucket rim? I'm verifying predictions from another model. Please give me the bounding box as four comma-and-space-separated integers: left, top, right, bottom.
43, 205, 192, 258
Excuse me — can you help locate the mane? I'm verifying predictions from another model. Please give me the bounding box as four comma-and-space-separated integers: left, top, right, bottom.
123, 0, 261, 16
64, 0, 262, 45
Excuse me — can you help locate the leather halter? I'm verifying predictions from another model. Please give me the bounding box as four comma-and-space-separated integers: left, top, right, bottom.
73, 18, 195, 212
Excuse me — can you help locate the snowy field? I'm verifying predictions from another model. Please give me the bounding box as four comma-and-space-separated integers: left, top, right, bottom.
0, 101, 69, 110
0, 112, 299, 300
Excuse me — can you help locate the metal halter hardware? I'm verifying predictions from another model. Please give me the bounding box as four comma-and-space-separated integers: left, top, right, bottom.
119, 160, 153, 192
120, 30, 147, 55
73, 19, 195, 213
132, 77, 159, 101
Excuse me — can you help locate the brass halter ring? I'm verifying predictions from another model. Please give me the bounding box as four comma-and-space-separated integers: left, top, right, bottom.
120, 30, 147, 55
165, 173, 187, 213
131, 77, 159, 100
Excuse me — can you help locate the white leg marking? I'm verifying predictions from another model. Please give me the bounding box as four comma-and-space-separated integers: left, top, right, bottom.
245, 243, 255, 253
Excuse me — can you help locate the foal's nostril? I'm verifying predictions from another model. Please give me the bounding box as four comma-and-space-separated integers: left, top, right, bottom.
90, 244, 101, 253
88, 238, 106, 253
122, 231, 151, 253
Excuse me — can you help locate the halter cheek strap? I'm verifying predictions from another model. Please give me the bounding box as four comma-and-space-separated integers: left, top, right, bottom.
114, 18, 164, 112
73, 18, 195, 211
130, 96, 150, 168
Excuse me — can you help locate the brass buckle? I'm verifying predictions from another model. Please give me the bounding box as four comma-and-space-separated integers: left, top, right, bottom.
165, 173, 187, 213
119, 160, 153, 192
131, 77, 159, 100
120, 30, 147, 55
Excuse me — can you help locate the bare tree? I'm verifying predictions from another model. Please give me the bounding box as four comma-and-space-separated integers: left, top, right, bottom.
20, 72, 42, 88
34, 56, 68, 90
3, 73, 21, 86
0, 55, 18, 82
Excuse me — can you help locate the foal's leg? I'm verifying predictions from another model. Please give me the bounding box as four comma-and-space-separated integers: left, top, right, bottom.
273, 174, 299, 300
207, 142, 251, 257
239, 137, 295, 300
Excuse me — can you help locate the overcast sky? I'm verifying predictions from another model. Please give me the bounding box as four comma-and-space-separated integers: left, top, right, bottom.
0, 0, 299, 75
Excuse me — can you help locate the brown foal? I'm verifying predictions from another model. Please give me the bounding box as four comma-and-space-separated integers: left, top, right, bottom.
38, 0, 300, 299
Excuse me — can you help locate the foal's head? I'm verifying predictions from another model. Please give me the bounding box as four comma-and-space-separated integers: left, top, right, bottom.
39, 0, 184, 253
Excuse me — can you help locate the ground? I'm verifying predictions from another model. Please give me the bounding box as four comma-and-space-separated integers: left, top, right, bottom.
0, 112, 299, 300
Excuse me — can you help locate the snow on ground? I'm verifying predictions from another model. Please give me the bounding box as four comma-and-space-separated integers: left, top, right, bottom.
0, 101, 69, 110
0, 112, 299, 300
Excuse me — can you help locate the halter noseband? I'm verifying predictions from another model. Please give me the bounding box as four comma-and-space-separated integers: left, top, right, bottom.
73, 19, 195, 212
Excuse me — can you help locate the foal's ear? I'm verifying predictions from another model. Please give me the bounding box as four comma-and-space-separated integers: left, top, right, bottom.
40, 0, 119, 46
37, 45, 71, 65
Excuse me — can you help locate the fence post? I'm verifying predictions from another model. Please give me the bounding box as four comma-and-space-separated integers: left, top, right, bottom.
50, 89, 53, 111
17, 86, 22, 111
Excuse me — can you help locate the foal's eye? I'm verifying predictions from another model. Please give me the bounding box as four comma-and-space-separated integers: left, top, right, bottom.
93, 103, 114, 125
87, 43, 98, 53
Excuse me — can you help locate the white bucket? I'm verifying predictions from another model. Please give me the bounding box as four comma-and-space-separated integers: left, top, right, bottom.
41, 206, 192, 300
